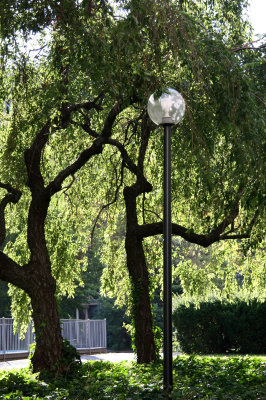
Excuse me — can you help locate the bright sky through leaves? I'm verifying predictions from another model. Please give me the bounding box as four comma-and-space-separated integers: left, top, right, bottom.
248, 0, 266, 35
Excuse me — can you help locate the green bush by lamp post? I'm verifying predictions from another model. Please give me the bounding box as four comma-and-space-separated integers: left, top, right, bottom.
147, 88, 185, 392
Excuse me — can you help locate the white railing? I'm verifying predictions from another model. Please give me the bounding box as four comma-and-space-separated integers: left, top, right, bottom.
61, 319, 107, 350
0, 318, 34, 355
0, 318, 107, 359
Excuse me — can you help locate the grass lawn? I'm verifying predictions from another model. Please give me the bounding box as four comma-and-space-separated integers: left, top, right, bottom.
0, 355, 265, 399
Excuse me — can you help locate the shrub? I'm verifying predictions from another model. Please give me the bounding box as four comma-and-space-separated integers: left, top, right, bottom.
172, 297, 266, 354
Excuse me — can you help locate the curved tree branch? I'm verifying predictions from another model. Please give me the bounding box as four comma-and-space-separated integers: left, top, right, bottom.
0, 252, 30, 291
66, 93, 104, 114
219, 207, 260, 241
46, 100, 129, 197
0, 182, 28, 290
24, 121, 51, 193
137, 188, 256, 247
45, 136, 105, 197
0, 183, 22, 246
137, 220, 253, 247
105, 137, 139, 175
138, 114, 152, 172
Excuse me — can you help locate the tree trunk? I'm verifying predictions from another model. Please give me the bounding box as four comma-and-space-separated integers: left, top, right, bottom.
125, 233, 157, 363
28, 272, 64, 373
124, 183, 156, 363
25, 198, 65, 374
0, 252, 65, 373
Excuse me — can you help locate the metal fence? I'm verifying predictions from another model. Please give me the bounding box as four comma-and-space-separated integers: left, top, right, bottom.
0, 318, 107, 359
61, 319, 107, 350
0, 318, 34, 355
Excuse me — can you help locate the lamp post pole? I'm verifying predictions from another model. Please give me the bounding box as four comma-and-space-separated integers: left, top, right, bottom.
163, 123, 173, 392
147, 88, 185, 395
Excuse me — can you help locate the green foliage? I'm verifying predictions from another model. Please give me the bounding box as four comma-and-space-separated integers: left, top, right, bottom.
58, 243, 105, 318
28, 339, 81, 381
93, 297, 132, 351
0, 281, 11, 317
0, 355, 265, 399
173, 296, 266, 354
172, 238, 266, 304
58, 239, 132, 351
8, 286, 32, 338
0, 369, 48, 399
60, 339, 81, 375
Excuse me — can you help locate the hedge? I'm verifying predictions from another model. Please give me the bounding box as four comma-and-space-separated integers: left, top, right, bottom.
172, 298, 266, 354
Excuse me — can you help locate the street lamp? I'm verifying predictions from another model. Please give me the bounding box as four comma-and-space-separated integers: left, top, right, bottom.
147, 88, 185, 393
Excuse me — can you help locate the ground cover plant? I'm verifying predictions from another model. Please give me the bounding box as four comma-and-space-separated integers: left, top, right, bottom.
0, 355, 265, 400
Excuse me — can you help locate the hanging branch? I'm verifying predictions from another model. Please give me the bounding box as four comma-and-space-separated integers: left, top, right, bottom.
232, 38, 266, 52
90, 161, 125, 245
62, 174, 76, 193
219, 207, 261, 241
143, 207, 163, 222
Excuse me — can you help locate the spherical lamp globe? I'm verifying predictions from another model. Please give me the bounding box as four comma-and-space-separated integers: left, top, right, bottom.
147, 88, 185, 125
